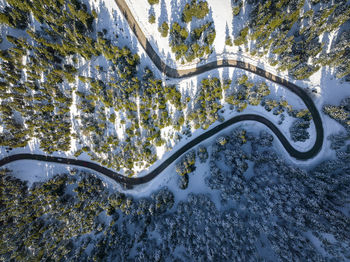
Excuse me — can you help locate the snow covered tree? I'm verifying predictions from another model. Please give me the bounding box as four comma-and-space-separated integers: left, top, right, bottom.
197, 145, 208, 163
290, 119, 310, 142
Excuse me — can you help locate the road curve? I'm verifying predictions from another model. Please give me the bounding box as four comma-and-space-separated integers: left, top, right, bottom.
0, 1, 324, 186
113, 0, 323, 156
0, 113, 322, 185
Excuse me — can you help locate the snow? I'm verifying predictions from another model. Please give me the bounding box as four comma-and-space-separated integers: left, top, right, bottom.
206, 0, 233, 52
169, 66, 316, 150
5, 160, 71, 187
1, 2, 350, 261
123, 0, 291, 82
1, 0, 350, 198
122, 0, 350, 174
304, 231, 329, 257
124, 0, 350, 101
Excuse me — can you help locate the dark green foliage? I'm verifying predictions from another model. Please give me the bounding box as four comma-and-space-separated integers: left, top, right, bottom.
188, 77, 224, 129
148, 14, 156, 24
74, 65, 183, 174
158, 21, 169, 37
0, 0, 140, 161
182, 0, 209, 23
169, 20, 215, 62
148, 0, 159, 5
234, 26, 249, 46
170, 22, 189, 40
225, 36, 233, 46
197, 145, 208, 162
169, 22, 189, 60
323, 97, 350, 128
232, 2, 242, 16
175, 150, 196, 176
0, 6, 29, 29
178, 173, 189, 189
233, 0, 350, 80
290, 119, 310, 142
164, 85, 182, 110
225, 75, 271, 112
324, 105, 348, 121
0, 0, 181, 175
167, 0, 214, 62
0, 169, 174, 261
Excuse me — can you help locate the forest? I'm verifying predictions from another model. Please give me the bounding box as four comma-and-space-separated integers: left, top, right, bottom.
231, 0, 350, 80
1, 114, 349, 260
148, 0, 216, 63
0, 0, 314, 176
0, 0, 349, 260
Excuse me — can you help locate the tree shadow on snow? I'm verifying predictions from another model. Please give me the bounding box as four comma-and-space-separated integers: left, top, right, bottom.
158, 0, 169, 26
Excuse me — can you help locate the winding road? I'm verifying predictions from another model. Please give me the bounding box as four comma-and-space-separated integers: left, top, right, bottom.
0, 0, 324, 186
